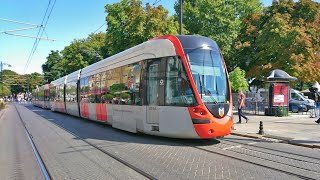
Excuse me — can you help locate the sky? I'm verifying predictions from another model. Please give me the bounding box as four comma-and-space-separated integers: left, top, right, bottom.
0, 0, 318, 75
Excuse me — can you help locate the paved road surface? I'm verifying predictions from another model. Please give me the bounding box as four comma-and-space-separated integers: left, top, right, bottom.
0, 106, 44, 179
1, 103, 320, 179
232, 113, 320, 148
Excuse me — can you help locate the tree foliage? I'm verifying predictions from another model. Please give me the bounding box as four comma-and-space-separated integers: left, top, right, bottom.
42, 50, 63, 83
0, 84, 10, 97
229, 67, 249, 92
1, 70, 44, 97
175, 0, 262, 58
61, 32, 106, 75
234, 0, 320, 83
42, 32, 107, 79
105, 0, 179, 55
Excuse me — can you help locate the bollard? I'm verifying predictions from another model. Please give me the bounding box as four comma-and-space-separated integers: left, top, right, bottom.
258, 121, 264, 135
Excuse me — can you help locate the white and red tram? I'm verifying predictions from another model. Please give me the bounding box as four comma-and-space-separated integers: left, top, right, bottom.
33, 35, 233, 139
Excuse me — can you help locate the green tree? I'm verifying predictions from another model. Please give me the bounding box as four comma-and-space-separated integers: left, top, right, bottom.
0, 84, 10, 97
234, 0, 320, 84
2, 70, 22, 96
2, 70, 45, 96
25, 72, 45, 91
229, 67, 249, 92
42, 50, 63, 82
175, 0, 262, 60
61, 32, 106, 74
105, 0, 179, 55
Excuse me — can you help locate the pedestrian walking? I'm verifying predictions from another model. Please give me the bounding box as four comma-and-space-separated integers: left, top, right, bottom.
237, 90, 249, 124
312, 90, 320, 124
315, 92, 320, 124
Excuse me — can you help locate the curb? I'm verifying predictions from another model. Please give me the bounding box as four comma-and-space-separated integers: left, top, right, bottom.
231, 132, 320, 149
287, 141, 320, 149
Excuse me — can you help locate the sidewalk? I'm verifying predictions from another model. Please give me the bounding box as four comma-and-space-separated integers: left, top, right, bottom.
231, 112, 320, 148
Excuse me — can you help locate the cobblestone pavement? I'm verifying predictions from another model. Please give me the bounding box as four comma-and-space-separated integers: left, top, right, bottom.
13, 104, 147, 180
14, 104, 320, 180
232, 113, 320, 148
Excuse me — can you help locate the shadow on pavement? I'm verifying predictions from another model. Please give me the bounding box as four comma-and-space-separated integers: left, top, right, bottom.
22, 104, 222, 147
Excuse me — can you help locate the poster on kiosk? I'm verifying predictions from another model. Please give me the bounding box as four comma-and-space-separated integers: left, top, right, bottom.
272, 83, 289, 107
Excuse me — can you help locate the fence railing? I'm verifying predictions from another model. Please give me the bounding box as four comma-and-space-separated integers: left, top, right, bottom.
232, 92, 319, 116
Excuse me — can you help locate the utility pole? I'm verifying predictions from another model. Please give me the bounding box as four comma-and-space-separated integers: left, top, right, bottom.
0, 61, 12, 98
179, 0, 183, 35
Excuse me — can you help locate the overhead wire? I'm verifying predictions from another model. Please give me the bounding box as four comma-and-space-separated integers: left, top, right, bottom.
152, 0, 161, 6
92, 22, 106, 34
23, 0, 52, 74
23, 0, 57, 74
0, 18, 39, 27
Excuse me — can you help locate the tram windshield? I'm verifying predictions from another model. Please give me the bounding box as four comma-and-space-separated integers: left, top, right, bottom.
186, 48, 229, 104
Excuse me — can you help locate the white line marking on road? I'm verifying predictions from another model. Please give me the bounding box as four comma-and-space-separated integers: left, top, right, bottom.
248, 142, 257, 145
223, 145, 242, 150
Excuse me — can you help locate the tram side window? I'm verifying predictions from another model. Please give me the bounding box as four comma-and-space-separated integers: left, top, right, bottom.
53, 86, 59, 102
39, 88, 43, 101
66, 84, 71, 102
94, 73, 101, 103
87, 75, 94, 103
122, 63, 141, 105
80, 77, 89, 103
165, 57, 196, 106
56, 86, 60, 102
66, 81, 77, 102
100, 72, 108, 103
59, 84, 65, 102
44, 88, 50, 101
50, 85, 55, 101
106, 67, 122, 104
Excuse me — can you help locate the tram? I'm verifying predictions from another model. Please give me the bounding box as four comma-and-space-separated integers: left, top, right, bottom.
32, 35, 233, 139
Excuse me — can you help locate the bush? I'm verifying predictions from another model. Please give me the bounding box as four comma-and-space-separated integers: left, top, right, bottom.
0, 102, 6, 110
104, 94, 114, 100
275, 106, 288, 117
120, 93, 130, 99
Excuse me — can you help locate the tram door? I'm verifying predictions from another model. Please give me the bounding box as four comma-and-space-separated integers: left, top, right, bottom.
146, 59, 165, 124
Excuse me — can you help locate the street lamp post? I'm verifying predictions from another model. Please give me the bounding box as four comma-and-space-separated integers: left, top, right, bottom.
1, 61, 12, 98
179, 0, 183, 35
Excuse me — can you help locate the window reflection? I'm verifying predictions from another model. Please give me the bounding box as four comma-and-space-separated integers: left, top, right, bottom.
165, 57, 196, 106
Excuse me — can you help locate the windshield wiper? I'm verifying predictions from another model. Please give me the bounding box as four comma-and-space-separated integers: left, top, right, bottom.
198, 73, 218, 104
198, 73, 203, 99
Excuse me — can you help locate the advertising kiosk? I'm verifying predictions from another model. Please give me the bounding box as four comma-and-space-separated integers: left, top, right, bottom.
264, 69, 297, 116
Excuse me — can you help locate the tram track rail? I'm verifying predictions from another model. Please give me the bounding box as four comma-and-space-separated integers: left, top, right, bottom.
14, 104, 52, 180
219, 141, 320, 173
222, 138, 320, 161
182, 139, 320, 180
15, 104, 157, 180
221, 139, 320, 165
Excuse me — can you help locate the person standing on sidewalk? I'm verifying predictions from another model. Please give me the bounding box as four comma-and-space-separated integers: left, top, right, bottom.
237, 90, 249, 124
315, 92, 320, 124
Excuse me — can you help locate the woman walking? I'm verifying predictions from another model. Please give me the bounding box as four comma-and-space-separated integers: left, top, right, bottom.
237, 90, 249, 124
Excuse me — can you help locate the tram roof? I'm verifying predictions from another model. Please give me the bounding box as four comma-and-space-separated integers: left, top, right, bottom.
50, 75, 67, 86
66, 70, 81, 83
176, 35, 219, 50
